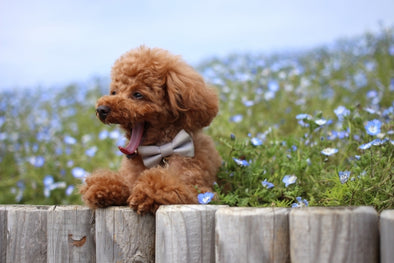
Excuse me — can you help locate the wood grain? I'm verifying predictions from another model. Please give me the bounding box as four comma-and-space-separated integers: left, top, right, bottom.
95, 206, 155, 263
289, 206, 379, 263
6, 205, 51, 263
380, 209, 394, 263
0, 206, 7, 263
156, 205, 227, 263
47, 205, 95, 263
215, 207, 290, 263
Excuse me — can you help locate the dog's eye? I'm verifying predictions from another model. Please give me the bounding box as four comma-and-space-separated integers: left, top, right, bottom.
111, 91, 116, 95
133, 92, 144, 100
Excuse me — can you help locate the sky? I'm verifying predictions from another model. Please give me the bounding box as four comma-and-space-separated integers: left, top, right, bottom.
0, 0, 393, 90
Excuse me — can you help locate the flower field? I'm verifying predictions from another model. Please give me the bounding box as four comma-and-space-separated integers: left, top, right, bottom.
0, 29, 393, 211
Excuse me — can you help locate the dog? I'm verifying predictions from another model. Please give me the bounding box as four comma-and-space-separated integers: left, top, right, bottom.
80, 46, 222, 214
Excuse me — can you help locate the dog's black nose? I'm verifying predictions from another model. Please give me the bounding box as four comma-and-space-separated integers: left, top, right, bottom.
96, 105, 111, 120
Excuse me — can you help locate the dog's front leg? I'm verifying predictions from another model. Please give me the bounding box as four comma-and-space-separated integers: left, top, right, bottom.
80, 170, 130, 209
128, 167, 199, 214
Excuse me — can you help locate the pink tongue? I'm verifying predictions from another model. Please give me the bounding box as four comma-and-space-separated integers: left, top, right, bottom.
118, 122, 144, 155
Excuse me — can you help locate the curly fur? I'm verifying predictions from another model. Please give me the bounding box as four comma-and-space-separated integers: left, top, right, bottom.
80, 46, 222, 214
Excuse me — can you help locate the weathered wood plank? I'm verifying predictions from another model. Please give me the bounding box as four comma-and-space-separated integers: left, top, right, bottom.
215, 207, 290, 263
380, 209, 394, 263
289, 206, 379, 263
95, 206, 155, 263
6, 205, 51, 263
156, 205, 227, 263
47, 205, 95, 263
0, 206, 7, 263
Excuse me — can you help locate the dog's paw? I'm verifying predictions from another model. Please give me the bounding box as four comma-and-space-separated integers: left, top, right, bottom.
80, 176, 130, 208
128, 185, 159, 214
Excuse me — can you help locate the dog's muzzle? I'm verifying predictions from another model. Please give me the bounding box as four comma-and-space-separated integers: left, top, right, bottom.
96, 105, 111, 121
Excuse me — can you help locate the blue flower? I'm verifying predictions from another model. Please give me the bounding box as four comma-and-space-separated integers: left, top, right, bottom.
297, 120, 309, 127
251, 137, 263, 146
43, 175, 54, 187
296, 114, 312, 127
292, 196, 309, 208
0, 132, 7, 141
43, 175, 66, 197
383, 107, 394, 117
64, 135, 77, 145
198, 192, 215, 204
327, 130, 349, 140
243, 100, 254, 107
338, 171, 351, 184
358, 142, 372, 150
321, 148, 338, 156
230, 114, 243, 123
366, 90, 378, 99
296, 113, 312, 120
365, 119, 382, 136
389, 45, 394, 56
291, 145, 298, 151
337, 130, 349, 139
71, 167, 88, 179
28, 155, 45, 167
261, 179, 274, 189
85, 146, 97, 157
314, 119, 327, 126
358, 138, 388, 149
370, 138, 388, 146
364, 107, 379, 114
109, 130, 122, 140
282, 175, 297, 187
264, 91, 276, 100
268, 80, 279, 92
65, 185, 75, 196
99, 130, 109, 140
233, 157, 250, 167
334, 106, 350, 121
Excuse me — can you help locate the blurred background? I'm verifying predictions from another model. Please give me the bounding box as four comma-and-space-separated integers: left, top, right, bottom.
1, 0, 393, 90
0, 0, 393, 207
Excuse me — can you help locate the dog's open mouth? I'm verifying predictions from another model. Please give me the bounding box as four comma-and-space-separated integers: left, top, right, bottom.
118, 122, 145, 156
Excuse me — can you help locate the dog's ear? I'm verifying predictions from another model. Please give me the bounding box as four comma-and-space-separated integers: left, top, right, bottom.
166, 65, 219, 130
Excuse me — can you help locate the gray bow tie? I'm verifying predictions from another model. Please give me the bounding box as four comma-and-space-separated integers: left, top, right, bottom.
138, 130, 194, 168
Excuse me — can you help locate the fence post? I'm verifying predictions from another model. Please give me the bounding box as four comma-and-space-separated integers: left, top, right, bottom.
215, 207, 290, 263
0, 206, 7, 263
156, 205, 227, 263
5, 205, 52, 263
380, 209, 394, 263
47, 205, 96, 263
95, 206, 155, 263
289, 206, 379, 263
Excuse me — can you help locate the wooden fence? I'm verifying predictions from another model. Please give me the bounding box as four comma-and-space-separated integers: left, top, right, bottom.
0, 205, 393, 263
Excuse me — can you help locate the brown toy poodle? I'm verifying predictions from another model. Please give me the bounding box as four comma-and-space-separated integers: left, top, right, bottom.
80, 46, 222, 214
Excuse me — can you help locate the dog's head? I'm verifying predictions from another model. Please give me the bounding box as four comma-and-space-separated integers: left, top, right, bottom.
96, 46, 218, 154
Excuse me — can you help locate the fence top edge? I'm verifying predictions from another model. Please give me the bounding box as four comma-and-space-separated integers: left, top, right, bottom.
380, 209, 394, 218
216, 207, 290, 215
0, 205, 55, 211
0, 205, 389, 214
157, 204, 228, 213
290, 206, 377, 215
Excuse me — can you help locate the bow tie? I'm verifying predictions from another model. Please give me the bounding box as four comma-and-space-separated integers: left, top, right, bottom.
137, 130, 194, 168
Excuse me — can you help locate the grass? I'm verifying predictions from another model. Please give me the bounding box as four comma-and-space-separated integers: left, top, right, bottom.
0, 28, 393, 212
